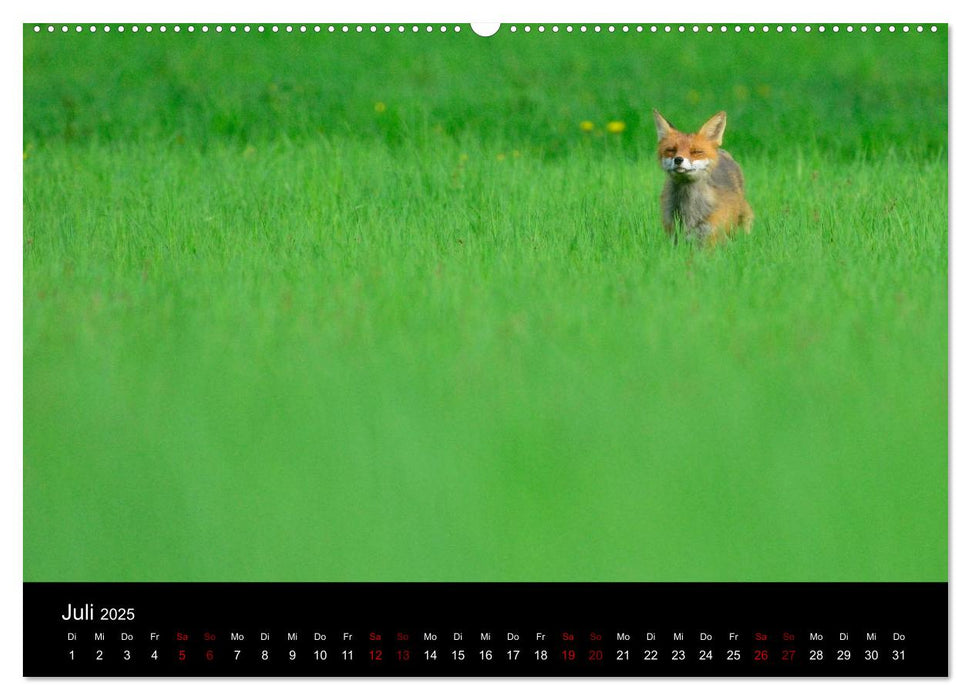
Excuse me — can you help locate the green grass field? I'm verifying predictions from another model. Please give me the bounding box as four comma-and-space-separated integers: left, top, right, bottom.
23, 25, 947, 582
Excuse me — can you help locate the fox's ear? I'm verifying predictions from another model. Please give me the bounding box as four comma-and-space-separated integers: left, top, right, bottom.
653, 109, 674, 141
698, 111, 727, 146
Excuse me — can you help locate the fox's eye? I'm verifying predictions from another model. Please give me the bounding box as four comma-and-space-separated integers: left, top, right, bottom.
664, 149, 676, 156
690, 150, 703, 157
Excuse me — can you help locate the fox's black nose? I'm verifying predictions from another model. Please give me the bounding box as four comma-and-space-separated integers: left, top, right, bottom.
673, 156, 684, 166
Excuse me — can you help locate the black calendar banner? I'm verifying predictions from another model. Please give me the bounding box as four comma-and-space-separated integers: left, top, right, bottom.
23, 582, 947, 677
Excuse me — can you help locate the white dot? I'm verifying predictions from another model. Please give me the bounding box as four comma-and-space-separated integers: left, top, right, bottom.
762, 25, 769, 32
932, 26, 938, 32
707, 26, 713, 33
861, 26, 868, 32
609, 26, 616, 33
173, 25, 180, 33
678, 25, 685, 33
61, 25, 68, 32
875, 26, 882, 32
776, 26, 783, 32
455, 26, 461, 32
833, 26, 840, 33
847, 26, 854, 32
32, 25, 39, 32
735, 26, 742, 33
748, 25, 755, 32
341, 26, 348, 33
146, 26, 153, 32
118, 25, 124, 32
104, 26, 111, 32
244, 26, 250, 33
552, 26, 559, 32
595, 25, 601, 32
692, 26, 699, 33
76, 25, 82, 32
581, 26, 587, 33
215, 26, 222, 33
917, 26, 924, 32
622, 26, 629, 32
721, 26, 728, 33
889, 26, 896, 32
637, 26, 644, 33
566, 26, 573, 33
525, 25, 532, 33
286, 26, 292, 33
818, 25, 825, 32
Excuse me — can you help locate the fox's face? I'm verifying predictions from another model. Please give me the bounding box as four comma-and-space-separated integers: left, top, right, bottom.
653, 110, 727, 182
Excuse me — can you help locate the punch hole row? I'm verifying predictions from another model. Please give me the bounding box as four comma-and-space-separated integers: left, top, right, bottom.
31, 24, 939, 35
509, 25, 935, 34
31, 24, 465, 34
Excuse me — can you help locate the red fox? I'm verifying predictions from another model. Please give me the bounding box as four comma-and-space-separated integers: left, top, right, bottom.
653, 109, 754, 243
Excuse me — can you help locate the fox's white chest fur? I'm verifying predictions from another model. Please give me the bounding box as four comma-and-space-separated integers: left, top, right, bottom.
663, 177, 717, 238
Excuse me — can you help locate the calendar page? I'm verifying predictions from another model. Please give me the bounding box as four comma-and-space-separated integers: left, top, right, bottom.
22, 20, 947, 677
